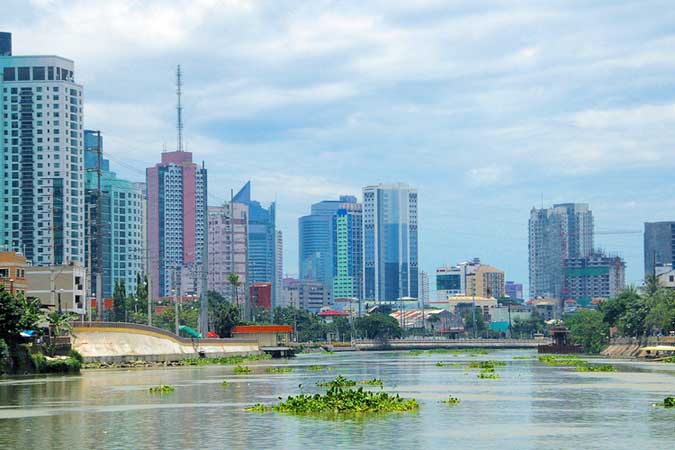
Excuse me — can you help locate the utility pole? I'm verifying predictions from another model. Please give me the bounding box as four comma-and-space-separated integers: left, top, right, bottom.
147, 270, 153, 327
95, 131, 103, 320
173, 267, 180, 335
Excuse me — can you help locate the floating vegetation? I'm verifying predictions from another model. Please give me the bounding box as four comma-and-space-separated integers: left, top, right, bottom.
653, 397, 675, 408
435, 362, 446, 367
360, 378, 384, 388
148, 384, 175, 394
409, 350, 424, 356
316, 375, 356, 388
182, 354, 271, 366
467, 360, 506, 370
575, 364, 616, 373
246, 376, 418, 416
661, 357, 675, 363
265, 367, 295, 374
233, 365, 253, 374
221, 380, 229, 387
512, 356, 535, 360
442, 395, 461, 405
538, 355, 586, 366
477, 369, 500, 380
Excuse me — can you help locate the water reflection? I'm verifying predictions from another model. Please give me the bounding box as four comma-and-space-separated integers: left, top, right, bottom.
1, 351, 674, 449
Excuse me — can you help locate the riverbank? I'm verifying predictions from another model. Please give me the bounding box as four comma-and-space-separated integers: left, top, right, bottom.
1, 343, 82, 376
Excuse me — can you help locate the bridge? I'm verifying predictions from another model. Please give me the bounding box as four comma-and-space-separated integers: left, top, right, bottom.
71, 321, 259, 363
324, 338, 551, 352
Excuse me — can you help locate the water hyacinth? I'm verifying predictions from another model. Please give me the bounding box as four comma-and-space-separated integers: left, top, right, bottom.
265, 367, 294, 374
316, 375, 356, 388
148, 384, 175, 394
442, 396, 461, 405
233, 365, 253, 374
360, 378, 384, 388
246, 376, 418, 417
575, 364, 616, 372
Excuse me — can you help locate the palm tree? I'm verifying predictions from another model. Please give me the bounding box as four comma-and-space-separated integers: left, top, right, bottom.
227, 273, 244, 320
41, 310, 78, 356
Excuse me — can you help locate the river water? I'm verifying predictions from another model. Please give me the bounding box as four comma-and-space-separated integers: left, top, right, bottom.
1, 350, 674, 450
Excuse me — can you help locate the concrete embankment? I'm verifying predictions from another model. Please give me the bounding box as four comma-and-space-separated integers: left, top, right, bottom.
601, 337, 675, 358
72, 322, 259, 363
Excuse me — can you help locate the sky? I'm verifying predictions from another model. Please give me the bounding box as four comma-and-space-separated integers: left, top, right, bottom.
4, 0, 675, 296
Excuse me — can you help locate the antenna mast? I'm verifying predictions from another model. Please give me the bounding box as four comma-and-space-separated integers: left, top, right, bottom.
176, 65, 184, 152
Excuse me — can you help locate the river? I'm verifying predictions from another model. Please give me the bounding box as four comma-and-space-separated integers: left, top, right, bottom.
1, 350, 674, 450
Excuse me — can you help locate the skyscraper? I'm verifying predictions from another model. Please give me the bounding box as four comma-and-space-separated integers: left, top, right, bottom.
207, 202, 248, 300
332, 203, 363, 299
0, 33, 85, 265
146, 151, 207, 298
418, 270, 430, 306
363, 183, 418, 301
298, 196, 361, 298
275, 229, 283, 306
644, 222, 675, 279
233, 181, 276, 304
84, 130, 143, 297
529, 203, 593, 299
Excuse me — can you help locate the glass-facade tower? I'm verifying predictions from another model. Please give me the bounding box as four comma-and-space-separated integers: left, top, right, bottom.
363, 183, 418, 301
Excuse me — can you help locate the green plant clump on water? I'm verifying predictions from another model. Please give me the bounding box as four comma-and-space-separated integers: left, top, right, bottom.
467, 360, 506, 370
221, 380, 229, 387
408, 350, 424, 356
233, 365, 253, 374
442, 395, 461, 405
316, 375, 357, 388
265, 367, 294, 374
308, 365, 327, 371
182, 354, 271, 366
149, 384, 175, 394
575, 364, 616, 373
512, 355, 534, 360
360, 378, 384, 388
653, 397, 675, 408
435, 361, 446, 367
477, 369, 500, 380
246, 377, 418, 416
538, 355, 586, 366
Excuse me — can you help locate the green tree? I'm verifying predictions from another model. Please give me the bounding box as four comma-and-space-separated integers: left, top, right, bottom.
644, 275, 660, 296
155, 305, 199, 333
564, 309, 609, 354
41, 310, 79, 356
644, 288, 675, 335
600, 286, 638, 327
112, 280, 127, 322
0, 286, 42, 344
208, 290, 241, 338
461, 308, 486, 337
354, 314, 402, 340
227, 273, 243, 316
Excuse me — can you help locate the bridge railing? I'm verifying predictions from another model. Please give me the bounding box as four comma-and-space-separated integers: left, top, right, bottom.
71, 321, 256, 345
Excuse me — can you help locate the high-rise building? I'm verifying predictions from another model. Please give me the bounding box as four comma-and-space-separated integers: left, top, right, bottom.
233, 181, 276, 303
504, 281, 524, 300
564, 252, 625, 306
282, 277, 331, 313
275, 229, 283, 305
207, 202, 248, 300
644, 222, 675, 279
363, 183, 418, 301
418, 270, 430, 306
1, 33, 85, 266
146, 151, 207, 298
435, 258, 504, 300
84, 130, 144, 297
529, 203, 593, 299
467, 264, 505, 299
0, 32, 11, 56
332, 203, 363, 299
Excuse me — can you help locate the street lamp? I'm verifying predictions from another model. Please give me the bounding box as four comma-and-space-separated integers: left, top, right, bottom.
9, 278, 14, 295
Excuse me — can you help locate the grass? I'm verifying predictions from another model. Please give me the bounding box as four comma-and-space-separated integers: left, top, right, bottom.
246, 376, 418, 416
149, 384, 175, 394
442, 395, 461, 405
265, 367, 294, 374
233, 364, 253, 374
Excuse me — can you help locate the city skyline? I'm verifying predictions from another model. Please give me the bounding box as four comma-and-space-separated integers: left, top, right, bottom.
3, 1, 672, 294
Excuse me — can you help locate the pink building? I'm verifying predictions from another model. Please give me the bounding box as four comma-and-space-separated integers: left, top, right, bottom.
208, 203, 248, 301
146, 151, 207, 298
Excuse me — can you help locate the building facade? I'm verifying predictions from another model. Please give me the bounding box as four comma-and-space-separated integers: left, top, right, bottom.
275, 229, 283, 305
504, 281, 524, 300
363, 183, 418, 301
282, 277, 331, 313
233, 181, 276, 305
529, 203, 593, 299
207, 203, 248, 300
435, 258, 481, 300
332, 203, 363, 299
146, 151, 207, 298
84, 130, 143, 298
418, 270, 430, 306
564, 253, 625, 306
25, 262, 87, 314
1, 34, 85, 267
0, 250, 28, 295
644, 222, 675, 280
467, 264, 505, 299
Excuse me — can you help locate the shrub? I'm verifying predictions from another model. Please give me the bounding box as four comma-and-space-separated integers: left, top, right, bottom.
69, 349, 84, 364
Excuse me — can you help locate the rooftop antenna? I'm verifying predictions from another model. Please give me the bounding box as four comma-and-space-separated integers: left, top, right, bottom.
176, 64, 184, 152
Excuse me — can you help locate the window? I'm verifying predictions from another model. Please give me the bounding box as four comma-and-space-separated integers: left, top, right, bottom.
2, 67, 15, 81
17, 67, 30, 81
33, 66, 45, 80
47, 66, 54, 80
0, 268, 8, 278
